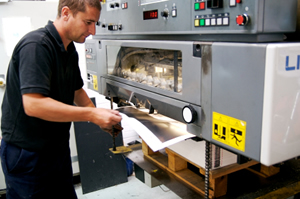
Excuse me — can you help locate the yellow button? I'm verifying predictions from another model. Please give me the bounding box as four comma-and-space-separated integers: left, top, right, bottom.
194, 19, 200, 27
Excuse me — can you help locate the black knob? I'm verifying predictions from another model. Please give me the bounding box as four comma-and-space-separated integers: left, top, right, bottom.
108, 25, 113, 30
161, 10, 169, 18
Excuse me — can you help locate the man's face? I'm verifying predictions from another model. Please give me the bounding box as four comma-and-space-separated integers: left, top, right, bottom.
67, 5, 100, 43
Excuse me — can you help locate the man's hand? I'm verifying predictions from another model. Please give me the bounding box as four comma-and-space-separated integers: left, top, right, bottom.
102, 123, 123, 136
89, 108, 122, 130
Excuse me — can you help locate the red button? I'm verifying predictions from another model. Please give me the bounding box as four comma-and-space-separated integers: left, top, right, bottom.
236, 15, 244, 25
236, 0, 242, 3
200, 2, 205, 10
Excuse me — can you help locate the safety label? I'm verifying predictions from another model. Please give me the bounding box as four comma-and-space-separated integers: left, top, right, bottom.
212, 112, 246, 152
92, 75, 98, 91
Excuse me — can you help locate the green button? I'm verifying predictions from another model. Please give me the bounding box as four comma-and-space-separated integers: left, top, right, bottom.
200, 19, 205, 26
195, 3, 200, 10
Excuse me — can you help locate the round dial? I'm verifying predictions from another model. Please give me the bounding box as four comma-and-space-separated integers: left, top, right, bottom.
182, 105, 197, 124
161, 8, 169, 18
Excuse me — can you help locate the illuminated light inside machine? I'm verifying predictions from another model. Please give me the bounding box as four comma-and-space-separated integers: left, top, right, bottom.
155, 67, 163, 73
143, 10, 158, 20
107, 46, 183, 93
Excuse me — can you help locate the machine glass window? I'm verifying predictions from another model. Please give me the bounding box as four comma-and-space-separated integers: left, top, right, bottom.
106, 46, 183, 93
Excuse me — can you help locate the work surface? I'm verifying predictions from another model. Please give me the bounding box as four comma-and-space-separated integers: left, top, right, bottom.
126, 144, 300, 199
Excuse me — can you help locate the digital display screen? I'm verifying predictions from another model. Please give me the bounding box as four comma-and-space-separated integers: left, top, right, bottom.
143, 10, 158, 20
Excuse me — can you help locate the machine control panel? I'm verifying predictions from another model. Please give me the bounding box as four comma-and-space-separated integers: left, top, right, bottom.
96, 0, 297, 41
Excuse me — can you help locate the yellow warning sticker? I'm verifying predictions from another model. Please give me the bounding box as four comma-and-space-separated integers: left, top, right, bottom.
92, 75, 98, 91
212, 112, 246, 152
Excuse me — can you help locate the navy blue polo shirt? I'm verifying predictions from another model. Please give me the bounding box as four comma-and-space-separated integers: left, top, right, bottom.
1, 21, 84, 151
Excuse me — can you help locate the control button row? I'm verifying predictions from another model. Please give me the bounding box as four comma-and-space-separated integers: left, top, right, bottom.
195, 1, 205, 10
195, 16, 229, 27
122, 2, 128, 9
109, 2, 119, 8
195, 13, 229, 27
109, 2, 128, 9
195, 0, 242, 11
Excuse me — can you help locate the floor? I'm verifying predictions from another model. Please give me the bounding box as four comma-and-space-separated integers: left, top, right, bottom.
74, 170, 300, 199
74, 174, 181, 199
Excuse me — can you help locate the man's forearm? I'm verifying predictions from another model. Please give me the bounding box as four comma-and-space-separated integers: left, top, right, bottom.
22, 93, 122, 129
74, 88, 95, 108
23, 93, 94, 122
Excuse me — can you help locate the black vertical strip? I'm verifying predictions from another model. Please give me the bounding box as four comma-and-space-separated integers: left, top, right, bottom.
174, 51, 178, 92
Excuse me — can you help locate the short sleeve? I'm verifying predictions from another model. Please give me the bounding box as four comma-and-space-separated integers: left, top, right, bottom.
18, 43, 52, 96
73, 52, 84, 91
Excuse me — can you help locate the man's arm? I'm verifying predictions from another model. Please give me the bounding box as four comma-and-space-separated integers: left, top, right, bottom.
74, 88, 123, 135
22, 90, 122, 129
74, 88, 95, 108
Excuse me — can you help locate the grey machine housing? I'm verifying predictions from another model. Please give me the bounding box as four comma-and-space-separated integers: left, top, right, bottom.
86, 39, 276, 164
85, 0, 299, 165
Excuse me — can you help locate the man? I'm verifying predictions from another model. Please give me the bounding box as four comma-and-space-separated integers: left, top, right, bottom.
0, 0, 122, 198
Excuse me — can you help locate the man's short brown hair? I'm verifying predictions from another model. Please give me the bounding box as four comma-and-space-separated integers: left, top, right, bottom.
57, 0, 101, 17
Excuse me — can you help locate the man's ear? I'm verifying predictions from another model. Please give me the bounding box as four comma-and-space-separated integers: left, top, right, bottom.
61, 6, 71, 21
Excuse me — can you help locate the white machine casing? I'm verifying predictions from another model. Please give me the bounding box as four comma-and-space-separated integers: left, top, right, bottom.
261, 43, 300, 165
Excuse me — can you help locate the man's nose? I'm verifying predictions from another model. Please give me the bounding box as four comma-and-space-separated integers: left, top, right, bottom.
89, 24, 96, 35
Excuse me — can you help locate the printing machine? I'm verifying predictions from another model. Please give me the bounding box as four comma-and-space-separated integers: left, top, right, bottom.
85, 0, 300, 168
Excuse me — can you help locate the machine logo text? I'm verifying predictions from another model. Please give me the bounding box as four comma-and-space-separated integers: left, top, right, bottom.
286, 55, 300, 71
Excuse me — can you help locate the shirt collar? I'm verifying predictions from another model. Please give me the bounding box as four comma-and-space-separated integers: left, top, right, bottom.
45, 20, 76, 53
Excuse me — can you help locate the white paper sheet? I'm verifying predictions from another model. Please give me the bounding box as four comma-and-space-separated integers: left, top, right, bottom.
120, 112, 195, 152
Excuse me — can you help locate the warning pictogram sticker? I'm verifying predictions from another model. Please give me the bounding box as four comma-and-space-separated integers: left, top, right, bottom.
212, 112, 246, 152
92, 75, 98, 91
